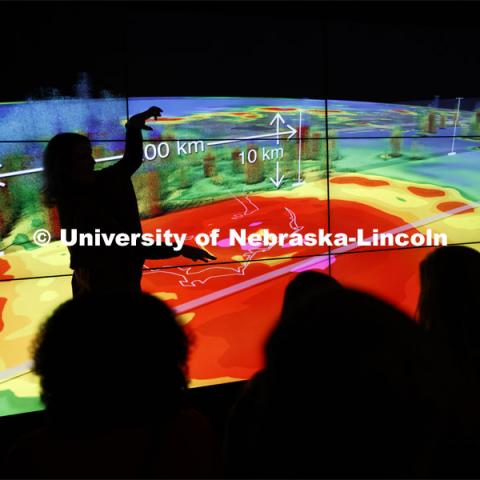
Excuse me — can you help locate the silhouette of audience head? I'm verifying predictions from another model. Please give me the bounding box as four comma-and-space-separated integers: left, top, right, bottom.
418, 245, 480, 370
281, 270, 341, 318
43, 132, 93, 207
266, 270, 341, 358
259, 287, 430, 477
32, 292, 190, 429
268, 285, 422, 387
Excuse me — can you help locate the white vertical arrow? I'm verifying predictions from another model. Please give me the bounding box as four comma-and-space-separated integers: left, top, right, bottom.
269, 113, 285, 145
269, 161, 285, 188
448, 97, 463, 156
293, 111, 304, 187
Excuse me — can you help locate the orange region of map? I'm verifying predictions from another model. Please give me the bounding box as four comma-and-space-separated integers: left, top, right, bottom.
330, 176, 390, 187
407, 186, 445, 197
437, 201, 475, 214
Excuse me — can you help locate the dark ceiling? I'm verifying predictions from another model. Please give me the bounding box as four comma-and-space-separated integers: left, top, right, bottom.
1, 1, 479, 102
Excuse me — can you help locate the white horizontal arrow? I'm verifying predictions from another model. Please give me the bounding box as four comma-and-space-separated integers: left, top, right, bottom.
0, 155, 123, 187
207, 125, 297, 147
0, 166, 43, 182
269, 161, 285, 189
93, 155, 123, 163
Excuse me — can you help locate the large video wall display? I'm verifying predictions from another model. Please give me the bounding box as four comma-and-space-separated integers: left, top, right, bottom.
1, 94, 479, 417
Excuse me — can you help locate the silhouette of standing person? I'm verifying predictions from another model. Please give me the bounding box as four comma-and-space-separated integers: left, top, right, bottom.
43, 106, 215, 297
416, 245, 480, 478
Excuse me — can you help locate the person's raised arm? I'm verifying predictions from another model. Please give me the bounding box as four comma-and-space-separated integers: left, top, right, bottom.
109, 106, 163, 177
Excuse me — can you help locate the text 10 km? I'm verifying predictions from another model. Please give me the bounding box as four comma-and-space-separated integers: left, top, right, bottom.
239, 147, 284, 164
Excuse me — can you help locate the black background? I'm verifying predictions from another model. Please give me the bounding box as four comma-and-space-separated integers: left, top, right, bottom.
1, 1, 479, 103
